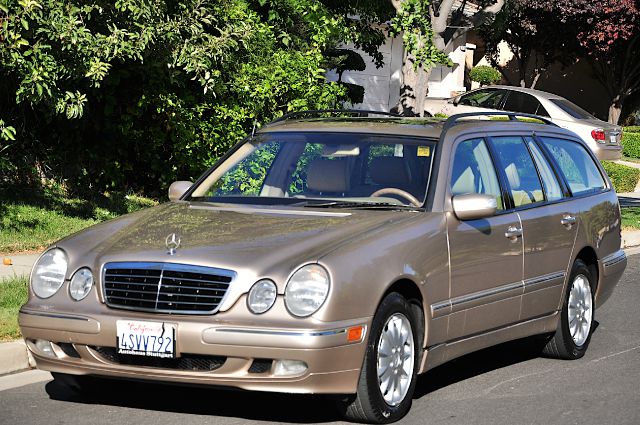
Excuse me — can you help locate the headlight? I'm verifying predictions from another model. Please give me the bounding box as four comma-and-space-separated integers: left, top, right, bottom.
31, 248, 68, 299
69, 268, 94, 301
247, 279, 277, 314
285, 264, 330, 317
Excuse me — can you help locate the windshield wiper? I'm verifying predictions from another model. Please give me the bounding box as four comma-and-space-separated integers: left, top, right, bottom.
294, 200, 421, 210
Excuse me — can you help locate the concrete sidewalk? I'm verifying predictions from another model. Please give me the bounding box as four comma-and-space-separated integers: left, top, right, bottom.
0, 253, 39, 281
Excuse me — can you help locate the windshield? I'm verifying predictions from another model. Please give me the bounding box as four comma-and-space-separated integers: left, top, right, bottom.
189, 132, 436, 208
549, 98, 596, 120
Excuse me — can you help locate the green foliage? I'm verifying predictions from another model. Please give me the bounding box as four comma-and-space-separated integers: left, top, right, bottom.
469, 66, 502, 86
0, 276, 28, 341
0, 0, 380, 195
622, 132, 640, 159
624, 126, 640, 133
388, 0, 451, 70
621, 206, 640, 230
601, 161, 640, 193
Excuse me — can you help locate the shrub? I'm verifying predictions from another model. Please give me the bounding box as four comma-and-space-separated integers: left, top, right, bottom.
624, 126, 640, 133
469, 66, 502, 86
622, 131, 640, 158
601, 161, 640, 193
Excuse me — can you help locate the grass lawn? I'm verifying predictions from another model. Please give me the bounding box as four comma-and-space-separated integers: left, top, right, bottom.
0, 276, 28, 341
0, 186, 158, 254
622, 207, 640, 230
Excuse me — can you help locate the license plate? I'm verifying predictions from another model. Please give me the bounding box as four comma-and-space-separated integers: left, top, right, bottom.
610, 134, 617, 144
116, 320, 176, 358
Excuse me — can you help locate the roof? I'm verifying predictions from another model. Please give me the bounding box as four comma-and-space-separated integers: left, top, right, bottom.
478, 85, 565, 100
259, 117, 446, 139
258, 114, 577, 141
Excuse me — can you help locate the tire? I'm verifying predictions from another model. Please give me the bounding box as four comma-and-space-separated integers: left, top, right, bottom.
337, 293, 423, 423
543, 259, 595, 360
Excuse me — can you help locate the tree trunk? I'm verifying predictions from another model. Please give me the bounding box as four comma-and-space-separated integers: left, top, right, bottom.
608, 94, 624, 124
397, 55, 431, 116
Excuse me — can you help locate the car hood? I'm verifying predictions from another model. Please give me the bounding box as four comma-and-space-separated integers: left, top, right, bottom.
56, 201, 416, 292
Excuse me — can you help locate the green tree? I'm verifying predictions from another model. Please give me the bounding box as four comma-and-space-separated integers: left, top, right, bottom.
0, 0, 381, 193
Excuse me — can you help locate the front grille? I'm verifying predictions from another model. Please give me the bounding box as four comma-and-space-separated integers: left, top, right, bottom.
91, 346, 226, 371
103, 262, 235, 315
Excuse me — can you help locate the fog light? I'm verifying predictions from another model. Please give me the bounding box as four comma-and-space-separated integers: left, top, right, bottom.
273, 359, 308, 376
34, 339, 56, 358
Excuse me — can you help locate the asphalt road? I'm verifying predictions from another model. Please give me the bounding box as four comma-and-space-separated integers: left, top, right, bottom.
1, 253, 639, 425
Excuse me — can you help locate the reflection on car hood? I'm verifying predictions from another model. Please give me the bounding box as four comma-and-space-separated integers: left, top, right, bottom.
56, 201, 415, 273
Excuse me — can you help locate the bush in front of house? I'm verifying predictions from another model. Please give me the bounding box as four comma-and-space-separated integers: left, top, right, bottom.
602, 161, 640, 193
469, 66, 502, 86
622, 131, 640, 159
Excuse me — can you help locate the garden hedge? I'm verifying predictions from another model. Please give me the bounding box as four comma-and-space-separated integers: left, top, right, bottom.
622, 131, 640, 159
601, 161, 640, 193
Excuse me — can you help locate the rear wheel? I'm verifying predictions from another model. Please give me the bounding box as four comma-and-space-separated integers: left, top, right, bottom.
543, 259, 595, 359
338, 293, 422, 423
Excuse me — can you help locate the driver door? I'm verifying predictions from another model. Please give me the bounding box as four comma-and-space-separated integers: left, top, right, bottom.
446, 138, 523, 340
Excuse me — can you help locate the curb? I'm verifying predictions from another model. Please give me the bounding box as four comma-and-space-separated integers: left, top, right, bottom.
622, 230, 640, 249
0, 340, 35, 376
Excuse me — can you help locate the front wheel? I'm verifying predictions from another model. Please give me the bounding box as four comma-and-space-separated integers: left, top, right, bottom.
338, 293, 422, 423
543, 259, 595, 359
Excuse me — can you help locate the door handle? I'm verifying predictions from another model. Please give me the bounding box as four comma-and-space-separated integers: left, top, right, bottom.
561, 214, 576, 228
505, 226, 523, 241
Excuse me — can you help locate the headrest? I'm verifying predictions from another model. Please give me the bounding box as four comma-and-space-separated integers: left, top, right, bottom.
306, 159, 351, 193
452, 166, 476, 195
505, 163, 520, 189
370, 157, 411, 185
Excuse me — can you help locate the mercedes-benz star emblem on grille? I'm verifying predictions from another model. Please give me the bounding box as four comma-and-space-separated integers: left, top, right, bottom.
165, 233, 181, 255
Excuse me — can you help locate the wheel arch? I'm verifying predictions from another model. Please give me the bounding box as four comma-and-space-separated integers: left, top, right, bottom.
573, 245, 599, 293
378, 278, 427, 349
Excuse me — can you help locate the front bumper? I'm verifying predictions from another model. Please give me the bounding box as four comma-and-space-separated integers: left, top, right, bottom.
19, 307, 370, 394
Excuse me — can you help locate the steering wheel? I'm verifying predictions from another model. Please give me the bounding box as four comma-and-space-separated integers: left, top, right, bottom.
370, 188, 422, 207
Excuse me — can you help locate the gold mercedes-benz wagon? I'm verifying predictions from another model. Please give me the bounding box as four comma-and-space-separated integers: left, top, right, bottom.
20, 111, 627, 423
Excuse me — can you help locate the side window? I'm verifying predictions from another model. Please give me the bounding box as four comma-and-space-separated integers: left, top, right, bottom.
451, 138, 504, 210
526, 138, 564, 201
540, 137, 606, 195
491, 136, 545, 207
502, 91, 548, 116
459, 89, 505, 109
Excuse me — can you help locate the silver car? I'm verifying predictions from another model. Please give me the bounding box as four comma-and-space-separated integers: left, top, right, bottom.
424, 86, 623, 160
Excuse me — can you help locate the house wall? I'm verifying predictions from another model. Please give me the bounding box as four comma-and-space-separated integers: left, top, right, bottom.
467, 31, 611, 121
327, 32, 470, 110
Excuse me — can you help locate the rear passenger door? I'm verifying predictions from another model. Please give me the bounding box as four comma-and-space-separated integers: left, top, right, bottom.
501, 91, 550, 117
489, 136, 579, 319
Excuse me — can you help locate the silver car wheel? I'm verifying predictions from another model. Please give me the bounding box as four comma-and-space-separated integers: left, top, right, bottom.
377, 313, 415, 407
567, 274, 593, 347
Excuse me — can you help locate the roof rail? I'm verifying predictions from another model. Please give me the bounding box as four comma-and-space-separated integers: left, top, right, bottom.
442, 112, 558, 132
270, 109, 401, 123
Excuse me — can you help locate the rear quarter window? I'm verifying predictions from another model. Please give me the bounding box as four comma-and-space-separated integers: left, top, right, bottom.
540, 137, 606, 196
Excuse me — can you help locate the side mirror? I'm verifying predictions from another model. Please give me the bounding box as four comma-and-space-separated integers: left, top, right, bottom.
452, 193, 497, 220
168, 181, 193, 202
